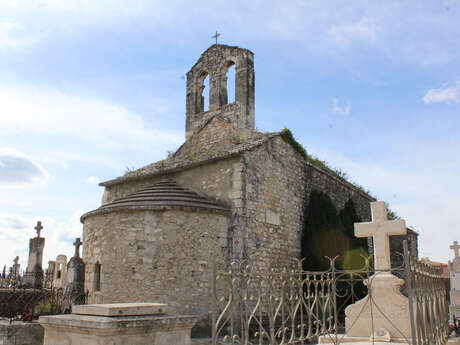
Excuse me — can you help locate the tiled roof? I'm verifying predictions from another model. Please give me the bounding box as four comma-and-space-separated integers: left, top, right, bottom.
100, 179, 228, 212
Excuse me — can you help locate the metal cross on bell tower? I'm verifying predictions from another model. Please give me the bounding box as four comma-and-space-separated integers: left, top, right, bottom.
212, 30, 221, 45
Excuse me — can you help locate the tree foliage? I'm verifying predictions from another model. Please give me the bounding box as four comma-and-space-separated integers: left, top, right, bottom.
301, 191, 369, 271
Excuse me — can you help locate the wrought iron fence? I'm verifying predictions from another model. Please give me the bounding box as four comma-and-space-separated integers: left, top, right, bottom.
0, 286, 88, 321
211, 241, 449, 345
405, 242, 450, 345
211, 257, 374, 345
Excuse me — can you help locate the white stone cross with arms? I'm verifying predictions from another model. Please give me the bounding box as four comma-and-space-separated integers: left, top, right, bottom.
451, 241, 460, 259
354, 201, 406, 270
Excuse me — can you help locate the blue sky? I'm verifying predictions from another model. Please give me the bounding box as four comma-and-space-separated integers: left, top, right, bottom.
0, 0, 459, 269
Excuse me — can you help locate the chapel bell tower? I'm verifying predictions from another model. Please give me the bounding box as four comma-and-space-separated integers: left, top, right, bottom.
185, 44, 255, 140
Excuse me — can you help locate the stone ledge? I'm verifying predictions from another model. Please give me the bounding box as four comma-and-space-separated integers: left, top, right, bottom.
39, 313, 197, 330
319, 334, 411, 344
72, 302, 168, 316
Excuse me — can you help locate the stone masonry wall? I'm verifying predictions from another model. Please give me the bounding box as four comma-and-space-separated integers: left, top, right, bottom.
305, 162, 373, 222
83, 208, 229, 325
239, 136, 373, 271
102, 156, 239, 207
239, 136, 307, 269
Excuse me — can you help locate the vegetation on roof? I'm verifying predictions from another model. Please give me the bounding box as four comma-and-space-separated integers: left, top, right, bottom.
279, 128, 401, 220
280, 128, 369, 192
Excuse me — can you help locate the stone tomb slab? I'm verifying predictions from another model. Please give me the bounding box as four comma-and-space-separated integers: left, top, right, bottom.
39, 302, 196, 345
72, 302, 168, 316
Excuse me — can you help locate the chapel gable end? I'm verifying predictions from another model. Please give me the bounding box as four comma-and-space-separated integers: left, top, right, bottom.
185, 44, 255, 140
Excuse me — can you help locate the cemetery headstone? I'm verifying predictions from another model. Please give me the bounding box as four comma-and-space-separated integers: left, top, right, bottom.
64, 238, 86, 304
449, 241, 460, 318
24, 222, 45, 288
325, 202, 412, 343
52, 255, 67, 289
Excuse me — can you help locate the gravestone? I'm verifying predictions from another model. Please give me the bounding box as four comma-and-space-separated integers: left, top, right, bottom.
24, 222, 45, 288
321, 202, 411, 344
64, 238, 86, 304
11, 256, 20, 278
449, 241, 460, 319
52, 255, 67, 289
45, 261, 56, 288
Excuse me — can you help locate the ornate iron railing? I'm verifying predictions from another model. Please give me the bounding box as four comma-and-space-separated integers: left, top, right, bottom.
405, 242, 450, 345
211, 242, 449, 345
0, 287, 88, 321
211, 257, 375, 345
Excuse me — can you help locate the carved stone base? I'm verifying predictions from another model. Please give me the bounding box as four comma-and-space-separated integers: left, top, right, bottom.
344, 273, 411, 341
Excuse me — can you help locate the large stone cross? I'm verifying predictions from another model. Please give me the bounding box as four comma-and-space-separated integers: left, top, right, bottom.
35, 221, 43, 238
73, 238, 82, 258
355, 201, 406, 270
451, 241, 460, 259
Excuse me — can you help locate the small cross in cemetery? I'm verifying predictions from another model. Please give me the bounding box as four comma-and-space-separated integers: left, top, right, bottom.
73, 237, 83, 258
212, 30, 221, 45
354, 201, 406, 270
451, 240, 460, 259
35, 221, 43, 238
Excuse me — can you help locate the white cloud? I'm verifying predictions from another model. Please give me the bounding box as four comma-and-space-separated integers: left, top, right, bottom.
0, 83, 182, 150
0, 148, 50, 187
0, 19, 40, 51
332, 98, 351, 116
85, 176, 100, 184
423, 81, 460, 104
328, 16, 377, 47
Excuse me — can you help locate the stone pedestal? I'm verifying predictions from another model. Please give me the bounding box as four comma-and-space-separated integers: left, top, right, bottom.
0, 320, 44, 345
345, 273, 410, 343
319, 273, 411, 344
39, 303, 197, 345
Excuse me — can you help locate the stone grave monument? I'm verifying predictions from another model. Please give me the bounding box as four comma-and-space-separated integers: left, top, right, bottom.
39, 303, 197, 345
45, 260, 56, 288
64, 238, 86, 304
10, 256, 20, 279
24, 221, 45, 288
320, 201, 411, 344
449, 241, 460, 319
52, 254, 67, 289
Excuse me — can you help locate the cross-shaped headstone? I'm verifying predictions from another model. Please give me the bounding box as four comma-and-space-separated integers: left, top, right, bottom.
450, 241, 460, 259
73, 238, 82, 258
35, 221, 43, 238
212, 30, 221, 45
354, 201, 406, 270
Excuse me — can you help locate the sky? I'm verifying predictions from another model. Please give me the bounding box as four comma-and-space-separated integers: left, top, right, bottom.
0, 0, 459, 270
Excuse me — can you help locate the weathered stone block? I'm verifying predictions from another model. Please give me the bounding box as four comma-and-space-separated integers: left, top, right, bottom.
0, 320, 44, 345
39, 312, 196, 345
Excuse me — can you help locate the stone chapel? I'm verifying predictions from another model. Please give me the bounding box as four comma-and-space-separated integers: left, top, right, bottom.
81, 44, 378, 328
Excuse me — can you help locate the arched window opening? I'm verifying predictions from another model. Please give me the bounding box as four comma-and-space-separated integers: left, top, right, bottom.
197, 72, 210, 113
57, 264, 62, 279
226, 62, 236, 104
94, 262, 101, 292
